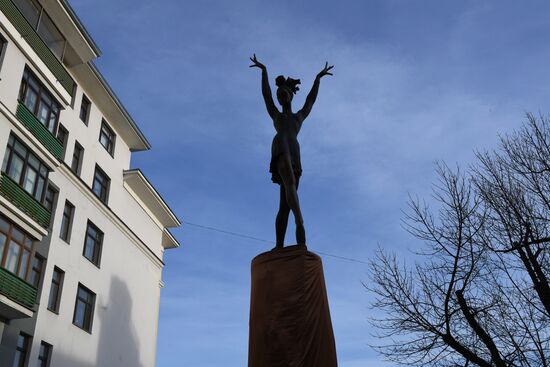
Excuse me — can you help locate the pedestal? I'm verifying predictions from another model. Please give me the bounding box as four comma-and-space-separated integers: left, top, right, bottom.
248, 245, 337, 367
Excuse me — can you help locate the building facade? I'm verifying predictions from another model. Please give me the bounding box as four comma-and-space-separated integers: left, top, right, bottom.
0, 0, 181, 366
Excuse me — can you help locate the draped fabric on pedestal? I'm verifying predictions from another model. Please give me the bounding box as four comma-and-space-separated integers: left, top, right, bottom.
248, 245, 338, 367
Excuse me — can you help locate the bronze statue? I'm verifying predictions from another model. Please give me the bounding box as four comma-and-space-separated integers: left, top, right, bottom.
249, 54, 333, 248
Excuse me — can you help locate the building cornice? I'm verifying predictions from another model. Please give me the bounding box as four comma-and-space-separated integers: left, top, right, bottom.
57, 0, 102, 57
123, 169, 181, 228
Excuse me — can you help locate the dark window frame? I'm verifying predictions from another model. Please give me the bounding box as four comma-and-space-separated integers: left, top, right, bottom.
92, 165, 110, 204
83, 220, 103, 267
47, 266, 64, 313
99, 120, 116, 156
79, 94, 91, 125
2, 134, 50, 203
0, 33, 8, 72
59, 200, 74, 243
28, 253, 44, 289
19, 67, 61, 134
72, 283, 96, 333
43, 184, 58, 213
70, 141, 83, 176
13, 332, 31, 367
38, 341, 53, 367
0, 214, 37, 281
56, 124, 68, 159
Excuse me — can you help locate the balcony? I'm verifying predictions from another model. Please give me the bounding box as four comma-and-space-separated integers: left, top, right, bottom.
16, 102, 63, 160
0, 0, 75, 95
0, 172, 51, 228
0, 266, 36, 314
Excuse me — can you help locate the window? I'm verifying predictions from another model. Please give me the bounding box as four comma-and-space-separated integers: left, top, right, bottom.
28, 254, 44, 288
47, 266, 64, 312
92, 165, 110, 204
0, 214, 36, 280
2, 134, 50, 202
43, 184, 58, 213
13, 0, 66, 60
0, 34, 7, 68
83, 221, 103, 266
38, 342, 52, 367
70, 142, 83, 176
36, 10, 65, 60
19, 68, 61, 134
12, 332, 30, 367
56, 124, 68, 158
59, 201, 74, 243
79, 95, 91, 124
99, 120, 116, 156
73, 283, 95, 332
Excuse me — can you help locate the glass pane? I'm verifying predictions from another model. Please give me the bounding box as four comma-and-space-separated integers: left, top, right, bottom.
7, 155, 24, 183
13, 140, 26, 156
1, 147, 10, 172
23, 88, 38, 112
6, 242, 21, 273
23, 168, 37, 194
37, 12, 65, 59
99, 133, 108, 147
0, 233, 6, 261
37, 102, 50, 125
92, 180, 101, 197
24, 237, 33, 248
60, 217, 68, 240
84, 238, 94, 261
52, 269, 59, 282
12, 0, 41, 28
74, 300, 85, 327
27, 154, 39, 170
35, 176, 45, 201
16, 333, 26, 348
11, 227, 24, 244
47, 283, 58, 309
49, 112, 58, 133
12, 352, 22, 367
0, 216, 9, 233
18, 250, 29, 278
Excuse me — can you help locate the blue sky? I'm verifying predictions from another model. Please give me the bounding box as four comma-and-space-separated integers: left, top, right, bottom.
68, 1, 550, 365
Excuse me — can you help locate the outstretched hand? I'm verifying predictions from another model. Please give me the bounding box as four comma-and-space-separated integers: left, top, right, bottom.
317, 62, 334, 79
249, 54, 266, 71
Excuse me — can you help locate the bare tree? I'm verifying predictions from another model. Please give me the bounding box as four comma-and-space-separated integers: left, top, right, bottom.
369, 114, 550, 366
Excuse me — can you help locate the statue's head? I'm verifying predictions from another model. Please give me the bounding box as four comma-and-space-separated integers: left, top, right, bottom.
276, 75, 300, 106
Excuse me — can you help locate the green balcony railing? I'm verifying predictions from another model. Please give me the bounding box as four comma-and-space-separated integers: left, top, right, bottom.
0, 266, 36, 310
16, 102, 63, 160
0, 0, 75, 95
0, 173, 51, 228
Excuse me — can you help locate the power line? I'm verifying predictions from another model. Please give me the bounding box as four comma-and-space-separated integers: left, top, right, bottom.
182, 220, 369, 265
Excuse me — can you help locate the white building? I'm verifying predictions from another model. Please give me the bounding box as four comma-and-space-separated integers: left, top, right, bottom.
0, 0, 181, 366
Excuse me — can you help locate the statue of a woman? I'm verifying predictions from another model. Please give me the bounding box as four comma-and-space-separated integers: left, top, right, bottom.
250, 54, 333, 248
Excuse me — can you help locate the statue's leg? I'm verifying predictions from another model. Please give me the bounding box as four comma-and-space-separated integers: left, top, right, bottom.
277, 155, 306, 245
275, 185, 290, 248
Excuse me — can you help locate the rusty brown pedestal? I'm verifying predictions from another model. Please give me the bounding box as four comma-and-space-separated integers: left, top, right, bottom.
248, 244, 337, 367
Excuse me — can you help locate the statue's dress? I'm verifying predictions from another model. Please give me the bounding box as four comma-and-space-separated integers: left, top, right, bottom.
270, 112, 303, 184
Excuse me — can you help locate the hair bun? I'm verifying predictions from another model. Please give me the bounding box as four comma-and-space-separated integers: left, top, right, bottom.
276, 75, 301, 94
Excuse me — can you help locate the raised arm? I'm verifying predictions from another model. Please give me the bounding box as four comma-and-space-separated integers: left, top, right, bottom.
249, 54, 278, 119
298, 62, 334, 120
